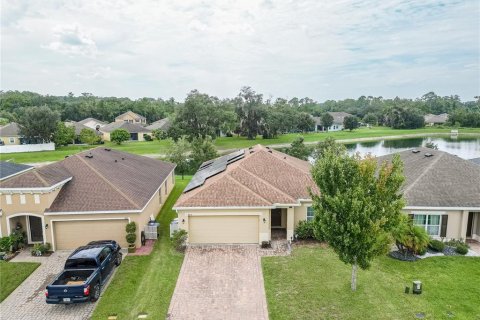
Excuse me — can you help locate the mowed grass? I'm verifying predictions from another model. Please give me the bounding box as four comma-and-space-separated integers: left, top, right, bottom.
91, 176, 191, 320
262, 245, 480, 320
3, 127, 480, 164
0, 261, 40, 302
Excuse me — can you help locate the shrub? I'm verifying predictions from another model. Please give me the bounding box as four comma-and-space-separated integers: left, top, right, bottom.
126, 233, 137, 245
125, 222, 137, 234
110, 129, 130, 145
171, 229, 188, 252
31, 243, 51, 256
455, 244, 469, 255
428, 239, 445, 252
143, 134, 153, 141
125, 222, 137, 247
295, 220, 316, 240
392, 216, 430, 255
0, 236, 13, 252
261, 241, 271, 249
417, 246, 427, 255
10, 230, 26, 251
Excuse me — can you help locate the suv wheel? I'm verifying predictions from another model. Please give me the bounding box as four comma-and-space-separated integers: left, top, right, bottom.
115, 252, 122, 266
90, 283, 101, 302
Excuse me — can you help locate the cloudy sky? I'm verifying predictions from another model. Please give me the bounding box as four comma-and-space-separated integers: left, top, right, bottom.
1, 0, 479, 101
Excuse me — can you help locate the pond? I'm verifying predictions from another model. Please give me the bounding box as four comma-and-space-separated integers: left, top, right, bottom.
343, 136, 480, 159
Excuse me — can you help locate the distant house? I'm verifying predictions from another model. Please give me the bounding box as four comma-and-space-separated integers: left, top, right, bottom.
65, 121, 103, 143
146, 118, 171, 132
312, 112, 353, 132
77, 118, 107, 130
100, 122, 152, 141
424, 113, 448, 126
115, 111, 147, 125
0, 123, 21, 145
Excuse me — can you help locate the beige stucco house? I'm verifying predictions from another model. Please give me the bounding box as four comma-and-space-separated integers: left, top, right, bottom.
0, 122, 22, 145
0, 149, 175, 251
77, 118, 107, 130
115, 111, 147, 125
100, 122, 152, 141
377, 148, 480, 242
173, 145, 319, 244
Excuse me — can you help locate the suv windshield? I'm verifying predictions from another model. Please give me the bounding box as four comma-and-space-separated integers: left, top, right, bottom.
65, 258, 98, 268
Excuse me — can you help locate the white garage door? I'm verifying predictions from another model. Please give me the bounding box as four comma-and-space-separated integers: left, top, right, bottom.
53, 220, 128, 250
189, 215, 259, 244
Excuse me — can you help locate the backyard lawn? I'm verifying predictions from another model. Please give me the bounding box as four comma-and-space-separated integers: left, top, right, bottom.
262, 245, 480, 320
2, 126, 480, 164
0, 261, 40, 302
91, 176, 191, 320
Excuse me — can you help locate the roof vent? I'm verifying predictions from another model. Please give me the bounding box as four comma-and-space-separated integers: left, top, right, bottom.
122, 157, 125, 160
424, 153, 433, 157
85, 153, 93, 159
268, 150, 273, 153
412, 149, 420, 154
104, 148, 111, 151
249, 146, 253, 150
266, 146, 270, 149
65, 155, 69, 158
250, 150, 255, 154
115, 159, 118, 162
284, 156, 286, 159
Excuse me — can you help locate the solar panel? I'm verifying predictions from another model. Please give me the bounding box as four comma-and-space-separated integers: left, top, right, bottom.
183, 149, 245, 193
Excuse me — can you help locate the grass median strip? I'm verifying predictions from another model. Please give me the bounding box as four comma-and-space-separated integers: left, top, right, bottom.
0, 261, 41, 302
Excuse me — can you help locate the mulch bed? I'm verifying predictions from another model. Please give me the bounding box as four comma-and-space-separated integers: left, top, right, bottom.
389, 250, 419, 262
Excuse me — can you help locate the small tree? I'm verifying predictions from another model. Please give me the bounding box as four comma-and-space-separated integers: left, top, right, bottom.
392, 215, 430, 255
171, 229, 188, 252
286, 136, 310, 160
110, 129, 130, 145
125, 222, 137, 250
53, 122, 75, 146
343, 116, 359, 131
18, 106, 60, 142
79, 128, 101, 145
363, 113, 378, 126
320, 113, 334, 131
312, 137, 346, 160
166, 137, 191, 179
190, 136, 218, 170
311, 148, 405, 291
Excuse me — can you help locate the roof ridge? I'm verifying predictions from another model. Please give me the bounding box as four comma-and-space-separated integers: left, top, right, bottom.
234, 166, 296, 203
403, 152, 444, 196
223, 175, 272, 205
74, 153, 141, 209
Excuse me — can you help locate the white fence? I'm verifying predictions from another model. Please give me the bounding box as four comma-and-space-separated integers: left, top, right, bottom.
0, 143, 55, 154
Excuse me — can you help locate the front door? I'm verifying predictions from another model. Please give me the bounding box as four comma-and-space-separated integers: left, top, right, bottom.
271, 209, 282, 227
466, 212, 474, 238
28, 216, 43, 242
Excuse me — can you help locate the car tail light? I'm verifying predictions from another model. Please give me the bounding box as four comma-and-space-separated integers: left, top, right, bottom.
84, 285, 90, 296
45, 289, 48, 297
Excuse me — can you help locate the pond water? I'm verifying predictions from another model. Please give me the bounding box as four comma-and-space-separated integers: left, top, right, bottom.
343, 136, 480, 159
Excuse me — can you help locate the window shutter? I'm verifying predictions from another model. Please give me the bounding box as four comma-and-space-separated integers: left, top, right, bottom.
440, 215, 448, 237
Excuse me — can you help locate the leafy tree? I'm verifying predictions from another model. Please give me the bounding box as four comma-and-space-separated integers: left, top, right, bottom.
166, 137, 191, 179
53, 122, 75, 146
320, 113, 334, 131
235, 87, 262, 139
362, 113, 377, 126
79, 128, 101, 145
152, 129, 168, 140
343, 116, 359, 131
17, 106, 60, 142
0, 118, 9, 126
190, 136, 218, 170
286, 136, 311, 160
297, 112, 315, 132
110, 129, 130, 145
311, 148, 405, 291
312, 137, 346, 160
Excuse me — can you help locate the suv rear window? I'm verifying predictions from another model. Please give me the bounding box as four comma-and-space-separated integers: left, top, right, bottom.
65, 258, 98, 268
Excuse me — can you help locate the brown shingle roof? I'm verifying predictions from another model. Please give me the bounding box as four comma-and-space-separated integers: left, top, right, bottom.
376, 148, 480, 208
175, 145, 318, 208
0, 122, 20, 136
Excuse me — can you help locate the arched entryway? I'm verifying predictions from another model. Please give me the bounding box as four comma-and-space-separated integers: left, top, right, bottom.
7, 214, 45, 244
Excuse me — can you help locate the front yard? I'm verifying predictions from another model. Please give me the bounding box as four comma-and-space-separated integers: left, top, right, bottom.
0, 261, 40, 302
262, 245, 480, 320
91, 176, 190, 320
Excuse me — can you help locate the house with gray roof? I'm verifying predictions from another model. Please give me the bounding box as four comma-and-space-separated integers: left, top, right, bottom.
100, 122, 152, 141
146, 118, 171, 132
0, 122, 21, 145
312, 112, 353, 132
77, 117, 107, 130
377, 148, 480, 242
424, 113, 448, 126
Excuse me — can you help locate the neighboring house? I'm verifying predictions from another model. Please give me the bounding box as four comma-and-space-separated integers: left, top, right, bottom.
424, 113, 448, 126
0, 149, 176, 250
146, 118, 171, 132
0, 122, 21, 145
115, 111, 147, 125
65, 121, 103, 142
377, 148, 480, 241
173, 145, 319, 244
100, 122, 152, 141
77, 118, 107, 130
312, 112, 353, 132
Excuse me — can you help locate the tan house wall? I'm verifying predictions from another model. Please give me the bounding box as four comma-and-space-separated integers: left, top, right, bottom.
0, 136, 21, 145
101, 131, 150, 142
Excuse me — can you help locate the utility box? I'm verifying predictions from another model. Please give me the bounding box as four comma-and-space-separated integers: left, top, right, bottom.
144, 221, 160, 240
413, 281, 422, 294
170, 218, 179, 238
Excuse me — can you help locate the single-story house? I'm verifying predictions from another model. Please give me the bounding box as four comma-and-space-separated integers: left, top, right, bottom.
424, 113, 448, 126
65, 121, 103, 142
0, 149, 176, 250
115, 111, 147, 125
312, 112, 353, 132
100, 122, 152, 141
377, 148, 480, 241
77, 118, 107, 130
173, 145, 319, 244
0, 123, 22, 145
146, 118, 171, 132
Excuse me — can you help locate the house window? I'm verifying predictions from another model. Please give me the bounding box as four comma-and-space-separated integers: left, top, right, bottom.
307, 207, 315, 221
6, 195, 12, 205
20, 194, 26, 204
413, 214, 441, 236
9, 137, 15, 143
34, 194, 40, 204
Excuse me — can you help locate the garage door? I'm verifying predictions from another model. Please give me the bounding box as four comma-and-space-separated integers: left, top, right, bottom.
53, 220, 128, 250
189, 215, 259, 244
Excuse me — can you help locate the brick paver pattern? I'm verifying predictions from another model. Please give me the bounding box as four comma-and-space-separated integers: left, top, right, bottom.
168, 245, 269, 320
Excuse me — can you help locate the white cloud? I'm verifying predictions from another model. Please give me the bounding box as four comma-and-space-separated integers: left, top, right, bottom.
1, 0, 479, 100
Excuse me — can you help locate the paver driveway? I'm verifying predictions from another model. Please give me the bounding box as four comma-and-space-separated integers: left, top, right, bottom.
1, 250, 119, 320
168, 245, 269, 320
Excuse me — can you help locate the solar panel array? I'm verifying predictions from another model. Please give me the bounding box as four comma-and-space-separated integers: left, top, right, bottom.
184, 149, 245, 193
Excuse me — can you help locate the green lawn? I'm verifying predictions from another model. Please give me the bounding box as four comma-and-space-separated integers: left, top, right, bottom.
0, 261, 40, 302
262, 245, 480, 320
2, 126, 480, 164
91, 176, 191, 320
